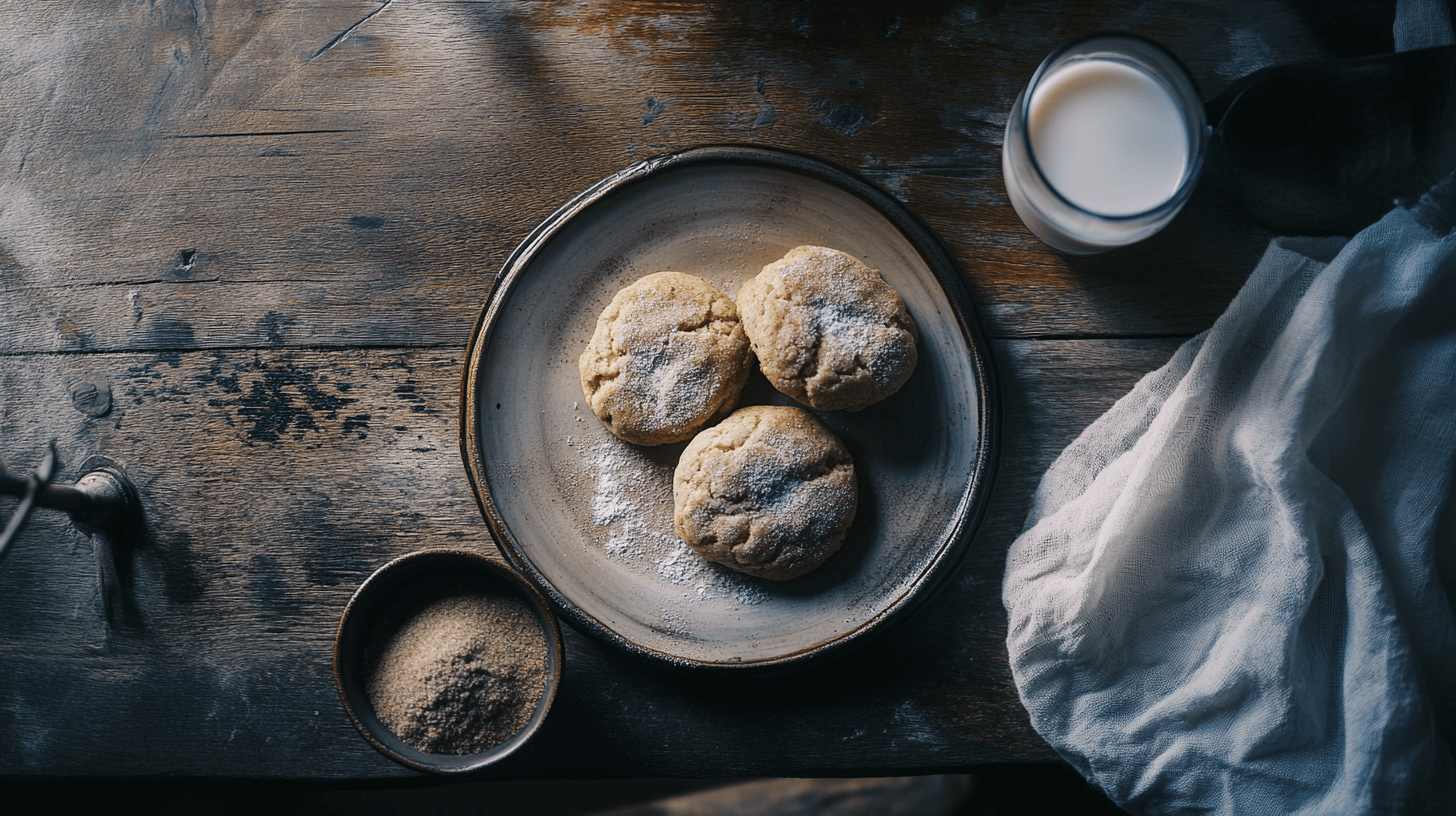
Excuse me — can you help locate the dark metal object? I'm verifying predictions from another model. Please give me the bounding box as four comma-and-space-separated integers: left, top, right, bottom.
1206, 45, 1456, 236
0, 442, 140, 564
0, 443, 58, 563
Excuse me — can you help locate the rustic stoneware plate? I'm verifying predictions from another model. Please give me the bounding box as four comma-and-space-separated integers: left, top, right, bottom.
461, 146, 998, 672
334, 548, 564, 773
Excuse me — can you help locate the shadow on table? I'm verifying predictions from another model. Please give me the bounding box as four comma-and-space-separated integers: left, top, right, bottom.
9, 771, 1127, 815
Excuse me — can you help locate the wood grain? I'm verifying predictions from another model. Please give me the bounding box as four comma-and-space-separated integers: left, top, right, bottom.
0, 0, 1397, 781
0, 338, 1175, 777
0, 1, 1393, 355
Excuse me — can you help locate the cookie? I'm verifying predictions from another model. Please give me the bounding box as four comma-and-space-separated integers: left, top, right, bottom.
736, 245, 918, 411
673, 405, 857, 580
579, 271, 752, 445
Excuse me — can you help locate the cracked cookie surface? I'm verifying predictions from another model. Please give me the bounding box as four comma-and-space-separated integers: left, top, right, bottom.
579, 271, 752, 445
673, 405, 857, 580
737, 245, 918, 412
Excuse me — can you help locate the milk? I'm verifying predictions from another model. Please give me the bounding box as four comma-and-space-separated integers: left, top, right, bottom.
1001, 37, 1205, 254
1028, 59, 1189, 217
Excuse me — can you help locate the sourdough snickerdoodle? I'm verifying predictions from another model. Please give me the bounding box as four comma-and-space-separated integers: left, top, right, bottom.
736, 246, 917, 412
672, 405, 856, 580
579, 271, 752, 445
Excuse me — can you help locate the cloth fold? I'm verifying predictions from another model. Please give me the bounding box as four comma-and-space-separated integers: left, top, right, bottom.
1003, 176, 1456, 813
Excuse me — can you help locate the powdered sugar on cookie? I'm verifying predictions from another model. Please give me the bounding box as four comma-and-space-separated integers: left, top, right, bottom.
579, 272, 752, 445
737, 246, 918, 412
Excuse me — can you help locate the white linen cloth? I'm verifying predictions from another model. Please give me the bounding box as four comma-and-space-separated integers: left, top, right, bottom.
1004, 9, 1456, 812
1003, 167, 1456, 816
1396, 0, 1455, 50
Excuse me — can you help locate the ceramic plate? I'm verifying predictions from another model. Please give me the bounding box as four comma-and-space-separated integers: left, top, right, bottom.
461, 146, 998, 671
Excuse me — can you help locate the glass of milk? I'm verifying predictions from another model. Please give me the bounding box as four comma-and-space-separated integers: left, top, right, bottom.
1002, 34, 1207, 254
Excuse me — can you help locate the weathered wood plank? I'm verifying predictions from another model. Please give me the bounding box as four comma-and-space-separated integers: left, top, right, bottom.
0, 337, 1180, 777
0, 346, 478, 776
0, 1, 1394, 355
592, 776, 976, 816
0, 0, 1398, 783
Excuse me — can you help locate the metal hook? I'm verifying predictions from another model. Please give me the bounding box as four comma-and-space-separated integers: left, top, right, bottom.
0, 441, 139, 565
0, 441, 58, 563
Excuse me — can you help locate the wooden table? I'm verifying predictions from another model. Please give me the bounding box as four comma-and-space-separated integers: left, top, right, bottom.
0, 0, 1396, 780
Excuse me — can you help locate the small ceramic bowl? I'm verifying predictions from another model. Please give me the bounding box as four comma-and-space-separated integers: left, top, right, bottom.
334, 548, 564, 773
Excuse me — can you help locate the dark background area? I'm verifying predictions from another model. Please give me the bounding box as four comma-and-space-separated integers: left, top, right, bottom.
8, 771, 1129, 815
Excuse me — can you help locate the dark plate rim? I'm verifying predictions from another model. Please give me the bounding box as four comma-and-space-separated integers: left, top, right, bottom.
459, 144, 1001, 674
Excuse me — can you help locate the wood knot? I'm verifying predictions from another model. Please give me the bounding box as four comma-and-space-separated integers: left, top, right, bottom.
69, 379, 113, 418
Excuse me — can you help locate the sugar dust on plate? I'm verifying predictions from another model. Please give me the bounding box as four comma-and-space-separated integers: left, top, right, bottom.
579, 433, 768, 607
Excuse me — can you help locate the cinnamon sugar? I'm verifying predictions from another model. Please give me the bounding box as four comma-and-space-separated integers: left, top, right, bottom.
364, 573, 548, 755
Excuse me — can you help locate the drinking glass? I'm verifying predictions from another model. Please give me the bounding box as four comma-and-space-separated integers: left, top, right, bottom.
1002, 34, 1208, 254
